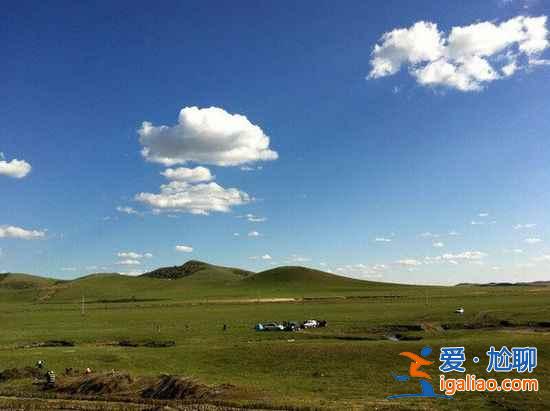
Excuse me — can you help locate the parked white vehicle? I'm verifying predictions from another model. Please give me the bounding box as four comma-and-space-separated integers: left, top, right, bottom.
455, 307, 464, 314
302, 319, 318, 328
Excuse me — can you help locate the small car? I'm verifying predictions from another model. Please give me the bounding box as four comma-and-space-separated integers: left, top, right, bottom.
302, 319, 318, 329
283, 321, 300, 331
455, 307, 465, 314
255, 322, 284, 331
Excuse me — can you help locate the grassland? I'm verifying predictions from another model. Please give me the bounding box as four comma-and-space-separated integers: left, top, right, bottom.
0, 262, 548, 410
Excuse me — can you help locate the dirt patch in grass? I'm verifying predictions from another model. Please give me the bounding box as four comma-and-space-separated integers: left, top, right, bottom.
58, 372, 136, 396
117, 340, 176, 348
0, 367, 44, 382
55, 372, 237, 402
18, 340, 75, 349
141, 375, 213, 400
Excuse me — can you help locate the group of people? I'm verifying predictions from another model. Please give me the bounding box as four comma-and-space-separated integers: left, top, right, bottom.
36, 360, 93, 388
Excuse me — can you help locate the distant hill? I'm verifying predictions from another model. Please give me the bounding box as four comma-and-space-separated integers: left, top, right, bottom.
456, 281, 550, 287
141, 260, 253, 281
0, 273, 59, 290
246, 266, 368, 286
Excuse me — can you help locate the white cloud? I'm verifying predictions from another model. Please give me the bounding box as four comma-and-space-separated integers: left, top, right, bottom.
175, 245, 193, 253
116, 259, 141, 265
514, 223, 536, 230
139, 106, 278, 166
0, 225, 45, 240
287, 255, 311, 263
119, 270, 145, 276
524, 238, 542, 244
478, 212, 489, 217
424, 250, 488, 265
532, 254, 550, 262
368, 16, 550, 91
374, 237, 392, 242
335, 263, 386, 279
433, 242, 445, 248
117, 251, 153, 259
248, 230, 261, 237
250, 254, 272, 260
419, 232, 439, 238
243, 213, 267, 223
504, 248, 524, 254
448, 231, 460, 236
0, 155, 32, 178
240, 165, 263, 171
397, 259, 422, 267
161, 166, 214, 183
233, 232, 240, 237
136, 181, 250, 215
116, 206, 140, 215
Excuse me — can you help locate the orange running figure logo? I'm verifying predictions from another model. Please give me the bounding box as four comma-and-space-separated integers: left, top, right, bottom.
387, 346, 452, 400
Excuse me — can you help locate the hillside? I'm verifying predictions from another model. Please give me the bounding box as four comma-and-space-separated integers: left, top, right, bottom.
247, 266, 372, 286
141, 260, 253, 281
0, 261, 432, 303
0, 273, 58, 290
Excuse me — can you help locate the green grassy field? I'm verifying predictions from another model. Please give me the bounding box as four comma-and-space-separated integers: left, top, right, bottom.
0, 262, 548, 410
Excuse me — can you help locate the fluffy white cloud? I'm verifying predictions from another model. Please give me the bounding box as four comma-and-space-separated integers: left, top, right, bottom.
433, 242, 445, 248
369, 16, 550, 91
424, 250, 488, 265
524, 238, 542, 244
397, 259, 422, 267
161, 166, 214, 183
120, 269, 145, 276
136, 181, 250, 215
139, 106, 278, 166
374, 237, 392, 242
504, 248, 524, 254
514, 223, 536, 229
243, 213, 267, 223
0, 225, 45, 240
287, 255, 311, 263
116, 206, 140, 215
117, 251, 153, 259
175, 245, 193, 253
116, 259, 141, 265
240, 165, 263, 172
335, 263, 386, 279
419, 232, 440, 238
248, 230, 261, 237
250, 254, 272, 260
0, 155, 32, 178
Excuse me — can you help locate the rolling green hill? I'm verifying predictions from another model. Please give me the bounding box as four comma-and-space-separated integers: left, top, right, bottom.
0, 273, 58, 289
247, 266, 377, 286
141, 260, 253, 281
0, 261, 444, 303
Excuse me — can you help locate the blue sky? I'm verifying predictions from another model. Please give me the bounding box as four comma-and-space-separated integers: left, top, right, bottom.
1, 0, 550, 284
